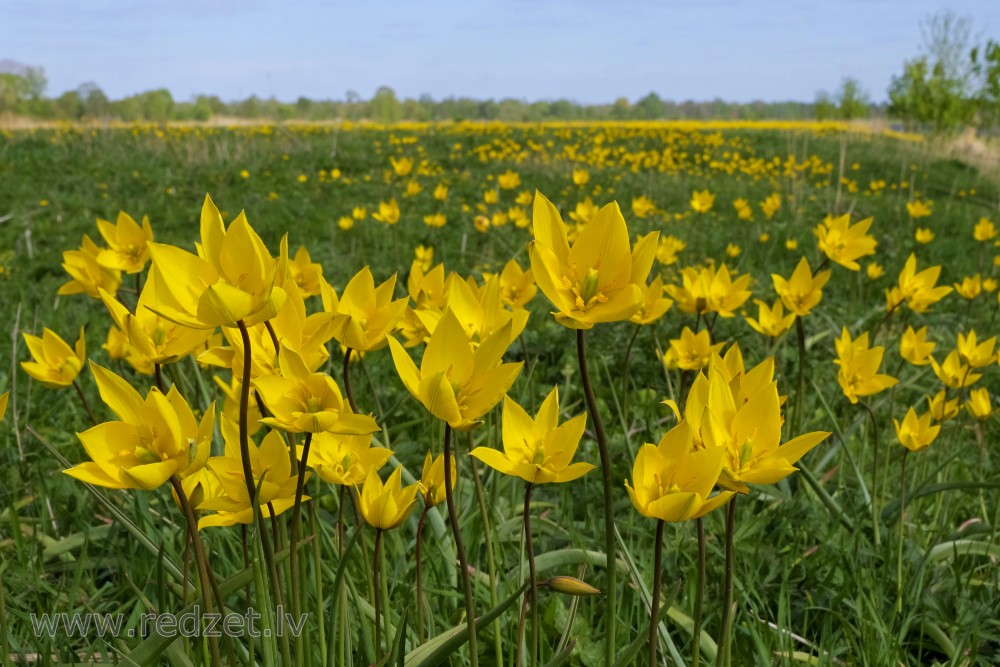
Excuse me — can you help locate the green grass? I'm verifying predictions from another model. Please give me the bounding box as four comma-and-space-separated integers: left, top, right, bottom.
0, 122, 998, 665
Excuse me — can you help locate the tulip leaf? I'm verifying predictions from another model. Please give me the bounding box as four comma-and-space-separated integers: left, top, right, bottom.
403, 581, 528, 666
882, 481, 1000, 522
543, 638, 577, 667
927, 539, 1000, 563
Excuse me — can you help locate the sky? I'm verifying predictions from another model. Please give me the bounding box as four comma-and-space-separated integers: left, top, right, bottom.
4, 0, 1000, 105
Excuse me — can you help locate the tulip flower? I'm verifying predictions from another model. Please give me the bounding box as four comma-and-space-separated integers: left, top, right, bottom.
834, 328, 898, 403
419, 451, 456, 506
0, 391, 8, 423
328, 267, 407, 352
415, 274, 527, 345
64, 363, 214, 490
893, 253, 951, 313
953, 275, 981, 299
359, 466, 419, 531
813, 213, 876, 271
666, 264, 751, 318
956, 330, 996, 368
146, 195, 288, 329
906, 200, 932, 218
632, 195, 655, 219
95, 211, 154, 274
772, 257, 831, 316
662, 327, 724, 371
915, 228, 935, 244
966, 388, 992, 420
288, 245, 324, 297
900, 326, 935, 366
528, 191, 658, 329
625, 420, 734, 521
630, 276, 673, 325
198, 418, 302, 528
58, 234, 123, 299
893, 408, 940, 452
304, 432, 393, 486
493, 258, 537, 309
253, 345, 380, 435
470, 387, 593, 484
99, 287, 210, 367
973, 217, 997, 242
21, 327, 86, 389
372, 199, 400, 224
690, 189, 715, 213
388, 309, 521, 431
931, 350, 982, 388
746, 299, 796, 338
389, 156, 413, 177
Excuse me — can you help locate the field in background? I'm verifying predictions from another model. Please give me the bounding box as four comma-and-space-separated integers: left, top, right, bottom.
0, 121, 998, 665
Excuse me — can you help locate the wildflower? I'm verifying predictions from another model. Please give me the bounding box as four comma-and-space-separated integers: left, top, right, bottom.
352, 206, 367, 220
58, 234, 123, 299
390, 156, 413, 177
814, 213, 877, 271
785, 239, 798, 250
64, 363, 214, 490
927, 390, 960, 421
893, 253, 951, 313
388, 309, 522, 431
528, 191, 657, 329
288, 246, 324, 297
900, 326, 935, 366
760, 193, 781, 219
746, 299, 795, 338
632, 195, 655, 219
474, 215, 490, 233
666, 264, 751, 318
414, 245, 434, 272
726, 243, 741, 258
305, 432, 393, 486
568, 197, 599, 226
893, 408, 940, 452
906, 200, 932, 218
630, 277, 673, 325
405, 180, 422, 197
572, 169, 590, 185
433, 183, 449, 201
146, 195, 287, 330
625, 421, 733, 521
95, 211, 154, 274
930, 350, 981, 388
328, 267, 408, 352
470, 387, 593, 484
915, 228, 935, 244
966, 388, 992, 420
834, 328, 898, 404
338, 216, 354, 230
772, 257, 831, 316
973, 217, 997, 242
21, 327, 86, 388
359, 466, 419, 530
954, 275, 982, 300
0, 391, 8, 423
498, 170, 521, 190
690, 189, 715, 214
544, 576, 600, 596
663, 327, 723, 371
373, 199, 400, 224
956, 330, 997, 368
418, 452, 456, 506
733, 198, 753, 221
516, 190, 534, 206
494, 258, 537, 309
866, 262, 885, 280
656, 235, 686, 266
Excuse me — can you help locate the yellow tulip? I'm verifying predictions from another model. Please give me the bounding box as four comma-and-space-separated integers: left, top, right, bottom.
906, 200, 932, 218
666, 264, 751, 318
625, 420, 733, 521
494, 258, 537, 309
58, 234, 123, 299
893, 253, 951, 313
373, 199, 400, 224
966, 388, 992, 420
146, 195, 288, 330
745, 299, 796, 338
689, 189, 715, 213
927, 390, 960, 421
64, 363, 214, 490
914, 227, 935, 244
419, 451, 456, 506
630, 276, 673, 325
956, 330, 996, 368
198, 417, 302, 528
95, 211, 154, 274
930, 350, 982, 388
288, 245, 324, 297
834, 328, 898, 403
21, 327, 86, 389
254, 345, 380, 434
329, 267, 407, 352
303, 432, 393, 486
470, 387, 593, 484
388, 309, 522, 431
99, 286, 210, 366
498, 170, 521, 189
631, 195, 656, 219
813, 213, 877, 271
900, 326, 935, 366
893, 408, 940, 452
973, 217, 997, 242
772, 257, 831, 316
662, 327, 724, 371
529, 191, 657, 329
390, 156, 413, 177
359, 466, 419, 531
0, 391, 9, 423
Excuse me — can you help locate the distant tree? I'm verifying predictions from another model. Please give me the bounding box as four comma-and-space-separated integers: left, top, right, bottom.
370, 86, 402, 124
610, 97, 631, 119
970, 39, 1000, 130
78, 82, 112, 118
634, 92, 666, 119
835, 78, 870, 120
53, 90, 85, 119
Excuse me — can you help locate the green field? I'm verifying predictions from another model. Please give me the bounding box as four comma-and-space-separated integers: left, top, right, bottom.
1, 121, 998, 666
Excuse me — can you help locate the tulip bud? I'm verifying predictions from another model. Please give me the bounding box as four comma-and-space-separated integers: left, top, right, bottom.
543, 576, 601, 597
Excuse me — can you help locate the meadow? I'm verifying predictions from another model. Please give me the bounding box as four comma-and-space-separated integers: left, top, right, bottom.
0, 120, 998, 666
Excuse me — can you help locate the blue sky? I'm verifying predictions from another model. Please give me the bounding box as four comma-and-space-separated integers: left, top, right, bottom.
5, 0, 1000, 104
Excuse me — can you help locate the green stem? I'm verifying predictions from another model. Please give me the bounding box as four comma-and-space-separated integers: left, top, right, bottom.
895, 451, 908, 616
236, 320, 257, 502
621, 324, 641, 424
373, 528, 383, 661
290, 432, 313, 667
692, 517, 706, 667
72, 379, 97, 425
469, 439, 503, 666
154, 362, 165, 392
170, 477, 222, 667
649, 519, 665, 667
524, 482, 539, 667
792, 316, 806, 435
443, 424, 479, 666
860, 401, 882, 547
576, 329, 617, 667
716, 497, 737, 667
415, 504, 430, 643
343, 347, 359, 413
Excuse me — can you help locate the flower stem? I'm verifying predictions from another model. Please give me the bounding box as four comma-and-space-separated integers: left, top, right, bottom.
343, 347, 358, 413
716, 497, 737, 667
895, 451, 908, 616
859, 401, 882, 547
415, 504, 430, 642
576, 329, 617, 666
649, 519, 665, 667
236, 320, 257, 503
792, 317, 807, 435
373, 528, 384, 661
524, 482, 539, 667
290, 432, 312, 667
154, 362, 165, 392
692, 517, 706, 666
469, 438, 504, 667
72, 379, 97, 425
170, 476, 222, 667
443, 424, 479, 666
